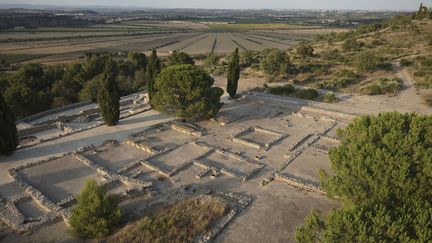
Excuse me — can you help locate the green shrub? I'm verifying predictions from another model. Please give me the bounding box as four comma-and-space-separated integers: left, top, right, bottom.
294, 89, 319, 100
342, 38, 362, 52
400, 58, 413, 67
360, 83, 383, 95
323, 92, 339, 103
267, 84, 296, 95
355, 51, 381, 73
360, 78, 402, 95
69, 180, 121, 239
296, 43, 314, 58
260, 49, 290, 75
320, 49, 345, 62
317, 79, 353, 90
165, 51, 195, 66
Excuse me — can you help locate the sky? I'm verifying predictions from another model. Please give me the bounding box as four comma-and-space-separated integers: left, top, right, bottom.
2, 0, 432, 10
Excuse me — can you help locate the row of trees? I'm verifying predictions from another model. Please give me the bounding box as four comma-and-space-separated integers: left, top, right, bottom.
2, 53, 148, 118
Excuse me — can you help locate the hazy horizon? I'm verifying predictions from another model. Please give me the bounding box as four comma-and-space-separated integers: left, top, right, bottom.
1, 0, 432, 11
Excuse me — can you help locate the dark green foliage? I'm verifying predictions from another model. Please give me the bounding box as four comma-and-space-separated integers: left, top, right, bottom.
296, 112, 432, 242
294, 89, 319, 100
342, 38, 362, 52
146, 49, 161, 106
152, 65, 224, 120
296, 43, 314, 57
4, 53, 147, 118
69, 180, 121, 239
128, 52, 147, 70
4, 63, 52, 117
319, 49, 345, 63
267, 84, 319, 100
227, 48, 240, 98
323, 92, 339, 103
165, 51, 195, 66
360, 78, 402, 95
354, 50, 381, 73
98, 59, 120, 126
79, 75, 102, 102
0, 91, 17, 156
260, 48, 291, 75
267, 84, 296, 95
240, 50, 260, 68
400, 58, 414, 67
316, 69, 359, 90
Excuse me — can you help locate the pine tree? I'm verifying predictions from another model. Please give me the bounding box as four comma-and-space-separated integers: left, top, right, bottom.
69, 180, 121, 239
146, 49, 161, 107
227, 48, 240, 98
0, 91, 17, 155
98, 58, 120, 126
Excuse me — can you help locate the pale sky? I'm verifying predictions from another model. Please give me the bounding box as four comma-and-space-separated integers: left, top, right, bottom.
2, 0, 432, 10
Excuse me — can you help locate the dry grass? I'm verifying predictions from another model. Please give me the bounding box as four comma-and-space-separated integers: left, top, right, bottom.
108, 196, 227, 243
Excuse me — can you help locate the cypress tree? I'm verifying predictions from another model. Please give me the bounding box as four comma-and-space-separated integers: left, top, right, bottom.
0, 91, 17, 155
227, 48, 240, 98
98, 58, 120, 126
146, 49, 161, 107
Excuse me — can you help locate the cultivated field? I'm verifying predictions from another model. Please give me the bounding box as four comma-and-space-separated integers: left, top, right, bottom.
0, 21, 337, 64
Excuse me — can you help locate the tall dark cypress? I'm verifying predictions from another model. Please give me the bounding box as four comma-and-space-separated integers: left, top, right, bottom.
227, 48, 240, 98
146, 49, 161, 107
98, 59, 120, 126
0, 91, 17, 155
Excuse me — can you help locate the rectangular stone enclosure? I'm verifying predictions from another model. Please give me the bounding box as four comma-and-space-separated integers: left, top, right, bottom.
20, 155, 105, 203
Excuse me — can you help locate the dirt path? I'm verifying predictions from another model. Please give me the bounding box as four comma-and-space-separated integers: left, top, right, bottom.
340, 62, 431, 115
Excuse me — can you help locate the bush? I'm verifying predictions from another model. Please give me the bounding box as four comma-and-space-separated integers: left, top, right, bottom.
400, 58, 413, 67
240, 50, 260, 68
267, 84, 319, 100
294, 89, 319, 100
260, 49, 291, 75
152, 65, 224, 120
165, 51, 195, 66
361, 77, 403, 95
320, 49, 345, 62
354, 51, 381, 73
267, 84, 296, 95
296, 112, 432, 242
296, 43, 314, 58
69, 180, 121, 239
323, 92, 339, 103
342, 38, 362, 52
